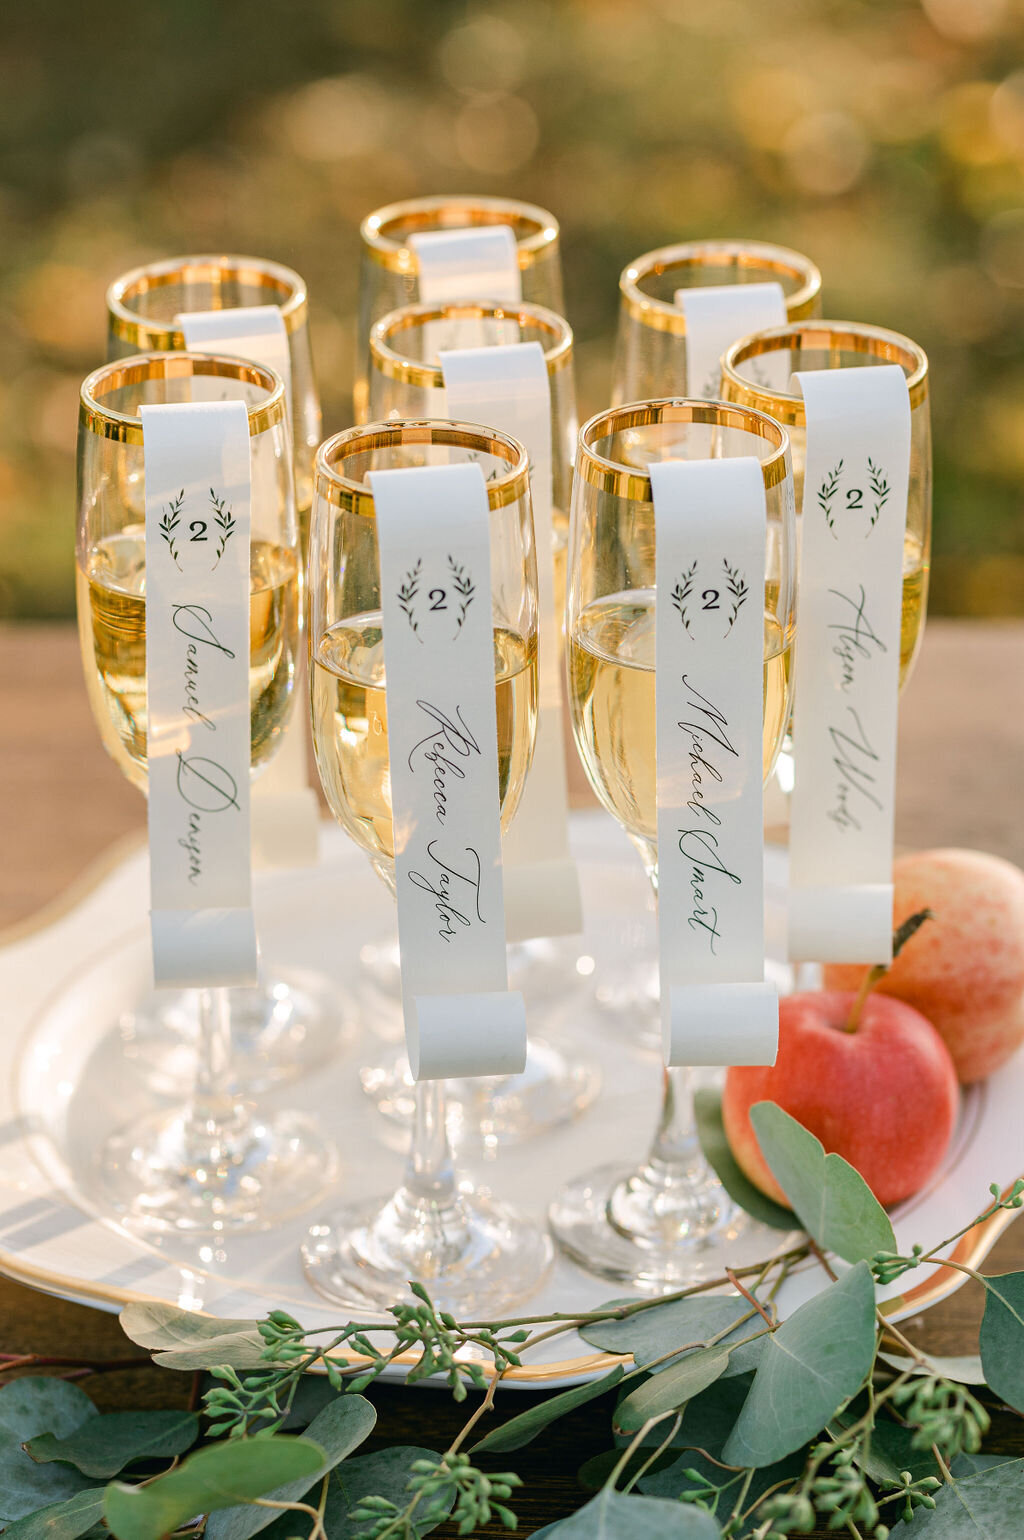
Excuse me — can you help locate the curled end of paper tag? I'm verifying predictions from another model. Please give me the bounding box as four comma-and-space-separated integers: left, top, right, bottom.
150, 907, 259, 989
664, 983, 779, 1068
503, 858, 583, 943
409, 991, 528, 1082
789, 884, 895, 965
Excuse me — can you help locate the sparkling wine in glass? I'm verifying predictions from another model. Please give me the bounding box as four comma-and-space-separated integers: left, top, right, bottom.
548, 399, 797, 1289
303, 417, 553, 1314
77, 351, 336, 1232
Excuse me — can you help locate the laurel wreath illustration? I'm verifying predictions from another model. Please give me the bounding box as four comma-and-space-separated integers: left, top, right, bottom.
396, 558, 423, 640
158, 489, 185, 570
866, 455, 890, 532
670, 559, 698, 638
209, 488, 236, 568
447, 554, 475, 634
723, 557, 749, 636
818, 458, 844, 537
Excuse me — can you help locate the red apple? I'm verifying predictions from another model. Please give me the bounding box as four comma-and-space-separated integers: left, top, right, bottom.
824, 849, 1024, 1084
723, 990, 959, 1208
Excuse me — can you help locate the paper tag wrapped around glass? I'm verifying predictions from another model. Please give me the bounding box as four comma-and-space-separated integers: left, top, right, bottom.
674, 283, 787, 400
177, 305, 320, 869
410, 226, 522, 305
788, 364, 912, 963
440, 343, 582, 941
142, 399, 259, 987
371, 460, 527, 1081
651, 456, 778, 1068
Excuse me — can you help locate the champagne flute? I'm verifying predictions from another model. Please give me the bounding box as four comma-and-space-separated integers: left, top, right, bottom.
77, 352, 336, 1231
549, 400, 797, 1289
303, 418, 553, 1313
720, 320, 931, 690
613, 240, 822, 405
106, 256, 339, 1086
355, 196, 564, 422
361, 299, 598, 1142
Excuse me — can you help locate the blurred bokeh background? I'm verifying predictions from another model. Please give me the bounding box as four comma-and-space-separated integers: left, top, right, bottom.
1, 0, 1022, 620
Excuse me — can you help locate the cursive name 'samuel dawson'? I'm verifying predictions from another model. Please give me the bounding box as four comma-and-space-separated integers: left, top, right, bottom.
674, 676, 742, 953
408, 700, 481, 826
827, 585, 886, 693
169, 604, 239, 885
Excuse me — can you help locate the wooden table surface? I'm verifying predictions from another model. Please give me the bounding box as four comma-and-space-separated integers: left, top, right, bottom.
1, 618, 1023, 1535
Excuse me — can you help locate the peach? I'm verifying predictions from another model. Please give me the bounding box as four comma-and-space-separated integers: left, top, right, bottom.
723, 990, 959, 1208
825, 849, 1024, 1083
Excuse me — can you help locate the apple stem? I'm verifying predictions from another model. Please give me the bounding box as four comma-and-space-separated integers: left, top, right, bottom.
843, 908, 935, 1034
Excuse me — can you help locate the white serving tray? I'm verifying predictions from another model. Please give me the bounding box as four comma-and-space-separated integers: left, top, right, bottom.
1, 813, 1021, 1388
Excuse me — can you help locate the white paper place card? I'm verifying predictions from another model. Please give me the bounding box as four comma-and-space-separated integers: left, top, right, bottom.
675, 283, 787, 400
142, 400, 259, 988
371, 460, 527, 1081
651, 456, 778, 1068
410, 226, 522, 304
788, 364, 911, 963
441, 342, 582, 941
177, 304, 319, 869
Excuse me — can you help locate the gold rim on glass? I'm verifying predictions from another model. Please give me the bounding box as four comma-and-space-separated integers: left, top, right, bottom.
361, 196, 560, 276
721, 320, 930, 425
619, 240, 822, 336
577, 398, 792, 500
80, 353, 287, 445
315, 418, 531, 516
369, 301, 573, 388
106, 255, 308, 351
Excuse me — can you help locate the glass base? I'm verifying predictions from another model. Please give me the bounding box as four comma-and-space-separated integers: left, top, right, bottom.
549, 1159, 776, 1292
120, 971, 351, 1095
95, 1105, 338, 1234
360, 1039, 601, 1149
303, 1185, 554, 1316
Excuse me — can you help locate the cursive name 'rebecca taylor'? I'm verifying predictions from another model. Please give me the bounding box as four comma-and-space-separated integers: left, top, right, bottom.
674, 677, 742, 954
408, 841, 485, 941
407, 700, 481, 826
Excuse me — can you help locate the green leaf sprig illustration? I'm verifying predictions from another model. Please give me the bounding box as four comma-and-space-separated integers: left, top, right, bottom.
818, 458, 843, 536
722, 557, 748, 636
209, 488, 236, 568
448, 554, 475, 633
867, 456, 890, 531
159, 489, 184, 569
397, 558, 423, 640
671, 559, 698, 638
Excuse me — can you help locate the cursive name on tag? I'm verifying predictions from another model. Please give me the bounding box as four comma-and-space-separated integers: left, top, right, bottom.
410, 226, 522, 305
788, 364, 912, 963
675, 283, 787, 400
651, 456, 778, 1068
371, 460, 527, 1080
440, 342, 582, 941
142, 399, 258, 987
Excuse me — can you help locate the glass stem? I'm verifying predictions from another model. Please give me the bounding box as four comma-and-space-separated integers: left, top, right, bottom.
645, 1065, 705, 1182
403, 1079, 458, 1210
187, 986, 243, 1158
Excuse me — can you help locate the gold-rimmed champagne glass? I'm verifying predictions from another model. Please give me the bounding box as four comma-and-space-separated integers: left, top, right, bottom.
721, 320, 931, 690
355, 196, 564, 423
613, 240, 822, 405
106, 255, 339, 1087
76, 352, 336, 1231
363, 299, 598, 1142
303, 418, 552, 1313
548, 400, 797, 1289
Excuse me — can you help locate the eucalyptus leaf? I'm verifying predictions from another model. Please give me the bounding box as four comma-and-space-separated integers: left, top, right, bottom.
302, 1447, 456, 1539
471, 1365, 624, 1454
614, 1346, 733, 1434
676, 1373, 754, 1459
979, 1271, 1024, 1413
722, 1261, 877, 1467
893, 1456, 1024, 1535
834, 1407, 939, 1487
0, 1378, 100, 1521
749, 1102, 896, 1263
878, 1350, 987, 1384
204, 1395, 377, 1540
639, 1448, 803, 1537
577, 1449, 679, 1493
118, 1303, 275, 1370
102, 1436, 326, 1540
951, 1454, 1019, 1476
531, 1486, 723, 1537
694, 1089, 797, 1230
0, 1488, 106, 1540
26, 1410, 199, 1479
581, 1295, 765, 1377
